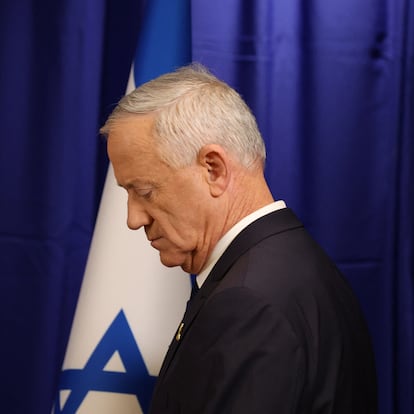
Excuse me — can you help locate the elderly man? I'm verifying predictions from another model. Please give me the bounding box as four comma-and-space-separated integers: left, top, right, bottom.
101, 64, 377, 414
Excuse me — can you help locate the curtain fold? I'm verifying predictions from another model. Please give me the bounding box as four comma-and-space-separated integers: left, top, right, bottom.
0, 1, 143, 412
394, 1, 414, 411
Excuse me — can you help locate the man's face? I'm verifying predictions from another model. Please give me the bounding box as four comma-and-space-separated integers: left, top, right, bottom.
107, 115, 211, 274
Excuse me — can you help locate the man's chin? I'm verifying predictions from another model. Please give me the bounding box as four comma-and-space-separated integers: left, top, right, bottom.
158, 252, 186, 270
158, 251, 194, 273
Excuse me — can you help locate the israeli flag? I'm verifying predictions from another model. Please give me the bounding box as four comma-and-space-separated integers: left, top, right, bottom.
54, 1, 191, 412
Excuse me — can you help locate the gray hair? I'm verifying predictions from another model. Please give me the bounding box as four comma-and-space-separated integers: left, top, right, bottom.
101, 64, 266, 169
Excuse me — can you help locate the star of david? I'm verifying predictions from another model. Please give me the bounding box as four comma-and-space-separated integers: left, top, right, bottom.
54, 310, 156, 413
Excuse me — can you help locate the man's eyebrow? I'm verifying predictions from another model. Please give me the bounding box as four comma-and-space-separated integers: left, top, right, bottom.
118, 180, 154, 190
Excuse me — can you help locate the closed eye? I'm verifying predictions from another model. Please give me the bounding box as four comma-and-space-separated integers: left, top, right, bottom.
133, 187, 153, 200
119, 181, 155, 200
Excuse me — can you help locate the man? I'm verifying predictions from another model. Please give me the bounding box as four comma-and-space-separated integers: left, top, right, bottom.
101, 64, 377, 413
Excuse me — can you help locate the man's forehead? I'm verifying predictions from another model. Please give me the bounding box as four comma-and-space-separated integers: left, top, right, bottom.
107, 115, 170, 189
108, 118, 158, 159
112, 154, 159, 189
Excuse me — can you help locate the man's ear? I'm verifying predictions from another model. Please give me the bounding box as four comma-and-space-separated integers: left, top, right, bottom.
198, 144, 231, 197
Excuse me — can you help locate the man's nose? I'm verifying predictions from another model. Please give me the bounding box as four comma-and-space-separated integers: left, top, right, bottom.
127, 198, 152, 230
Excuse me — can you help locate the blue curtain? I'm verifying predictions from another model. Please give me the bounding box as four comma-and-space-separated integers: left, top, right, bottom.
0, 0, 412, 413
0, 0, 144, 412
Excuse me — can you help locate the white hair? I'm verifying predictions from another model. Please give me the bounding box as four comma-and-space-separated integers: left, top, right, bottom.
101, 64, 266, 169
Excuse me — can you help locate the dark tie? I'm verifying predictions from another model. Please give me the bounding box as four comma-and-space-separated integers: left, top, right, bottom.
179, 275, 200, 340
190, 273, 199, 301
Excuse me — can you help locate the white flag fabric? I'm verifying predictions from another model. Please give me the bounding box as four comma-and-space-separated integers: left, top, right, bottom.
54, 164, 189, 413
53, 1, 191, 412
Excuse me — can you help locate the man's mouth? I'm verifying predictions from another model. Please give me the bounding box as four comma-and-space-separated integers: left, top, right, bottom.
150, 237, 162, 249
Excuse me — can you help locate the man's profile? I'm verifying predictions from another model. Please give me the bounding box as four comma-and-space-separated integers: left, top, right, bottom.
101, 64, 377, 413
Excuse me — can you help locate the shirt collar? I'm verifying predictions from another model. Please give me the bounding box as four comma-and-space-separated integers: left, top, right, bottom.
196, 200, 287, 287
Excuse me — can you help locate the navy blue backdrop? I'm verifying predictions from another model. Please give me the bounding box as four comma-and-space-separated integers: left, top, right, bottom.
0, 1, 412, 414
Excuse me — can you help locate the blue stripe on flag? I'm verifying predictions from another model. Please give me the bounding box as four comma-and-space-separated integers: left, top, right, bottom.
133, 0, 191, 86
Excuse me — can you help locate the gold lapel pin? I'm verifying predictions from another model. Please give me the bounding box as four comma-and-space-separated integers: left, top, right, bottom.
176, 322, 184, 341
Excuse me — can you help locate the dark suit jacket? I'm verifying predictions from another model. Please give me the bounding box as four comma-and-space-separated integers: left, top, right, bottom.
149, 208, 377, 413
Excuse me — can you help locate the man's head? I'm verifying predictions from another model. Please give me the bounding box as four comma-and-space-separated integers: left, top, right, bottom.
102, 64, 266, 169
102, 64, 273, 274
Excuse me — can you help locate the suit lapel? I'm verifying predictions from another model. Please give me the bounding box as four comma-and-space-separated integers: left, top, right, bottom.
156, 280, 211, 378
202, 208, 303, 288
156, 208, 303, 379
